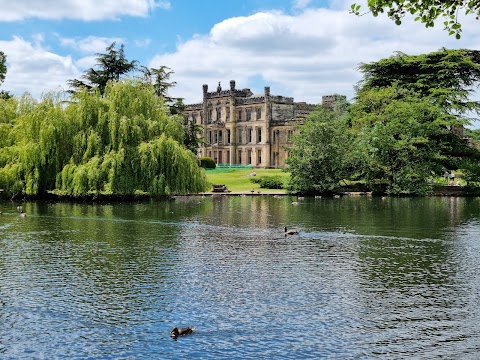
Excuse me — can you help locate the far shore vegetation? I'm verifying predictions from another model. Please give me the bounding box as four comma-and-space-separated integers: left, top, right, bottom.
0, 44, 480, 199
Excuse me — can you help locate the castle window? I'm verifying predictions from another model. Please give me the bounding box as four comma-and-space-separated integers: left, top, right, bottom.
238, 128, 243, 144
246, 109, 252, 121
216, 108, 221, 121
237, 110, 243, 121
256, 108, 262, 120
287, 130, 294, 142
257, 150, 262, 165
226, 109, 230, 121
227, 129, 231, 144
208, 109, 213, 124
257, 128, 262, 143
247, 128, 252, 143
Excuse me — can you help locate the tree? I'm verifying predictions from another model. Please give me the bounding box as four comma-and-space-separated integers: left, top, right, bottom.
285, 106, 352, 194
68, 42, 137, 95
351, 1, 480, 39
356, 49, 480, 118
0, 51, 6, 86
139, 65, 176, 103
349, 85, 476, 194
0, 81, 208, 198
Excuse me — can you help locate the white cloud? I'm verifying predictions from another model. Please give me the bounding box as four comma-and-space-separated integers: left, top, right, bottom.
59, 36, 125, 54
292, 0, 313, 10
0, 0, 169, 21
149, 7, 480, 107
1, 36, 81, 96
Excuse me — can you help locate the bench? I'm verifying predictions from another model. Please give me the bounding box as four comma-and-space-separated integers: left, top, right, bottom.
212, 184, 230, 192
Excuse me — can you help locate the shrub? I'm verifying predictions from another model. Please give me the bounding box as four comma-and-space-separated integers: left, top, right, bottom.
251, 175, 284, 189
199, 157, 216, 169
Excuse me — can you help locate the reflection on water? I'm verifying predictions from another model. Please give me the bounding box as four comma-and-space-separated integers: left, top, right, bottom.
0, 196, 480, 359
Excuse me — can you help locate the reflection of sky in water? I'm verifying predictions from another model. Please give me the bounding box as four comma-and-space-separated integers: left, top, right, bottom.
0, 197, 479, 359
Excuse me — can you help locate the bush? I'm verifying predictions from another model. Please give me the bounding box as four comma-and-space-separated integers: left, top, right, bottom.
199, 157, 216, 169
250, 175, 284, 189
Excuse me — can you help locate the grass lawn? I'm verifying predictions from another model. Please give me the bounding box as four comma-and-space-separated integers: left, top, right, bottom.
203, 168, 290, 193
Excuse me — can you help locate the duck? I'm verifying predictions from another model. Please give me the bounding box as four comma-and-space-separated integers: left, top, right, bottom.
284, 226, 299, 235
19, 211, 27, 218
16, 205, 23, 212
170, 327, 193, 338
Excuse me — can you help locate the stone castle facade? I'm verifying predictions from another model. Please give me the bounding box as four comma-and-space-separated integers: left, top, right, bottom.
184, 80, 345, 168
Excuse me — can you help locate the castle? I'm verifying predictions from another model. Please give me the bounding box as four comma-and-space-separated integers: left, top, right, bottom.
184, 80, 345, 168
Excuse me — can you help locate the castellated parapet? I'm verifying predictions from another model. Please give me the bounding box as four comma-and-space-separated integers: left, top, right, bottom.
185, 80, 345, 168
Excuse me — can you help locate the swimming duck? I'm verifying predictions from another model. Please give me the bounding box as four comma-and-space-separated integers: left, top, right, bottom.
170, 327, 193, 338
284, 226, 299, 235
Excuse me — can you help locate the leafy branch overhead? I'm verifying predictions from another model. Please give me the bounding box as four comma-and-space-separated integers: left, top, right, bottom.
351, 0, 479, 39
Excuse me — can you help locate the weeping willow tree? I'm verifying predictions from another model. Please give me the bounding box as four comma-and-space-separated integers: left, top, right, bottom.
0, 80, 208, 197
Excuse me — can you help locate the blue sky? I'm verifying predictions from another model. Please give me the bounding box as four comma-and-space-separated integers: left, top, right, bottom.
0, 0, 479, 124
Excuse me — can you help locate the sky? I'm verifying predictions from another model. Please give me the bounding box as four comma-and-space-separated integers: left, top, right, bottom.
0, 0, 479, 123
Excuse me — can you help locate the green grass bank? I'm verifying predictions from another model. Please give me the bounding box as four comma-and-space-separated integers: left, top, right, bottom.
203, 168, 289, 193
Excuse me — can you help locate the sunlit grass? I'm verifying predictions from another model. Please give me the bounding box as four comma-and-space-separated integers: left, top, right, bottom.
203, 168, 290, 193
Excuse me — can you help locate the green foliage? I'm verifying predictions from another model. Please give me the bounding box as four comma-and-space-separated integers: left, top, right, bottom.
68, 42, 137, 95
0, 80, 208, 197
349, 85, 475, 194
351, 1, 479, 38
250, 175, 284, 189
356, 49, 480, 117
286, 106, 351, 194
0, 51, 6, 85
199, 156, 216, 169
139, 65, 176, 104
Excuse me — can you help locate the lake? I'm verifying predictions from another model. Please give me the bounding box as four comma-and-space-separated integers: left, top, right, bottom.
1, 195, 480, 359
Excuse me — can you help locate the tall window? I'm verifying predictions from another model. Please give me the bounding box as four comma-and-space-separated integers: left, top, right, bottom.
287, 130, 294, 142
237, 110, 243, 121
238, 128, 243, 144
208, 109, 213, 124
218, 130, 223, 144
256, 108, 262, 120
238, 150, 242, 164
257, 128, 262, 143
246, 109, 252, 121
216, 108, 221, 121
226, 109, 230, 121
257, 150, 262, 165
248, 150, 252, 165
227, 129, 231, 144
247, 128, 252, 143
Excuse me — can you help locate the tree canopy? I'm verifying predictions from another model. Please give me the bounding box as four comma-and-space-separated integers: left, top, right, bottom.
0, 81, 208, 198
286, 106, 352, 194
356, 49, 480, 117
351, 0, 479, 38
349, 85, 475, 194
68, 42, 137, 95
0, 51, 6, 86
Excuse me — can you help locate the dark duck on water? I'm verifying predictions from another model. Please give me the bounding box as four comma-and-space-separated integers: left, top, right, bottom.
170, 327, 193, 338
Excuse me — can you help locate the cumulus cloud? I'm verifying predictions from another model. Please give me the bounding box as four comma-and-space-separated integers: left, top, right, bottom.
149, 6, 480, 106
1, 36, 81, 96
0, 0, 170, 21
59, 36, 126, 54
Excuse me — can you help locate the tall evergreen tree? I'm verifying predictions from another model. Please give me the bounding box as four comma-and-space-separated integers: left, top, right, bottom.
356, 49, 480, 118
68, 42, 137, 95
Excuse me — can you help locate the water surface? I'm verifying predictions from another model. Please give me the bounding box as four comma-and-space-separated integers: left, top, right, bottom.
0, 196, 479, 359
